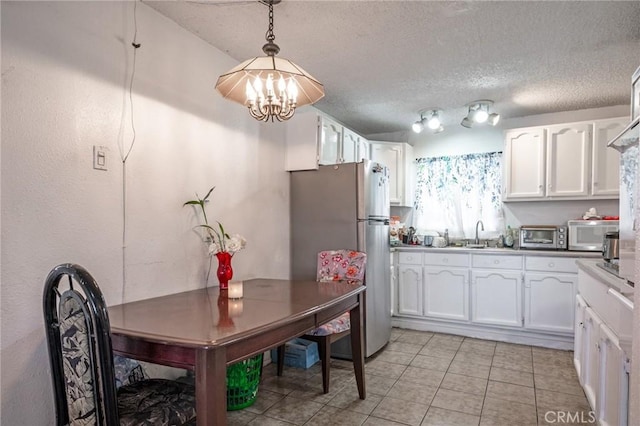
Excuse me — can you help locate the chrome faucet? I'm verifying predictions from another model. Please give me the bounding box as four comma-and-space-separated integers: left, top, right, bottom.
475, 220, 485, 244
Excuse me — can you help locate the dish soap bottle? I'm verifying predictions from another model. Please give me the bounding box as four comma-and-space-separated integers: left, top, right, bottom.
504, 226, 514, 248
444, 228, 449, 246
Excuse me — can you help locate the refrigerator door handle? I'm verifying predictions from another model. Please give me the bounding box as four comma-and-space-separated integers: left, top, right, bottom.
359, 218, 390, 225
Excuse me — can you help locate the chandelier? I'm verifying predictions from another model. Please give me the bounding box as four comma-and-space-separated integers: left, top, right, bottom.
215, 0, 324, 122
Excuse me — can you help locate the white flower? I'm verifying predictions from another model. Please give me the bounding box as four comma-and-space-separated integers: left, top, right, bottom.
226, 234, 247, 253
208, 241, 220, 255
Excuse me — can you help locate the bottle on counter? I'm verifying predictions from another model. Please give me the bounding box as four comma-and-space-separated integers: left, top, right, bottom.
504, 226, 514, 247
444, 229, 449, 246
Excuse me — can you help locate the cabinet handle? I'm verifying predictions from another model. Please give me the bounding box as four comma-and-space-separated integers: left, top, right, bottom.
538, 185, 543, 189
494, 260, 499, 264
442, 258, 449, 263
548, 262, 554, 268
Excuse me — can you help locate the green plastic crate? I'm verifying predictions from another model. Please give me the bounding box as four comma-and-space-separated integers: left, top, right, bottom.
226, 354, 263, 411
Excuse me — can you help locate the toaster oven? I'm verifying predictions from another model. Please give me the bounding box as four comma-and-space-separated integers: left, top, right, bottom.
519, 226, 567, 250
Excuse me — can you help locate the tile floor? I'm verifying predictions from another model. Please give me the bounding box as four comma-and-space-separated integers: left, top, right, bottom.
227, 328, 594, 425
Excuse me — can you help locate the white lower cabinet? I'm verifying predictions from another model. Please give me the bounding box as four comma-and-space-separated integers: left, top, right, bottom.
393, 250, 579, 346
397, 264, 422, 316
598, 324, 629, 426
423, 267, 469, 321
582, 307, 601, 410
471, 270, 522, 327
524, 272, 576, 333
574, 294, 587, 378
576, 264, 632, 425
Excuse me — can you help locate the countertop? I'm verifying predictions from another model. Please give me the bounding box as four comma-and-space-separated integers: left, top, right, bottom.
576, 259, 635, 298
391, 244, 602, 258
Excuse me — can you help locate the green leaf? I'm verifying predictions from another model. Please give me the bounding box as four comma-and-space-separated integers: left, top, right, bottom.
203, 186, 216, 201
183, 200, 201, 206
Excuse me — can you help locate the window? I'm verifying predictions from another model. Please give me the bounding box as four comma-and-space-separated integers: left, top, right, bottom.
414, 152, 503, 239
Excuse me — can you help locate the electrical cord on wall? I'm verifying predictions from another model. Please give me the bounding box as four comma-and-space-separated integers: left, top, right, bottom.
120, 0, 140, 304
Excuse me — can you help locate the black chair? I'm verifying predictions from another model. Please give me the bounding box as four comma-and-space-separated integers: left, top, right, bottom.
43, 263, 197, 426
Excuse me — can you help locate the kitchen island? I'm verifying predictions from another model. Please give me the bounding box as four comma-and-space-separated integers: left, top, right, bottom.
391, 246, 600, 349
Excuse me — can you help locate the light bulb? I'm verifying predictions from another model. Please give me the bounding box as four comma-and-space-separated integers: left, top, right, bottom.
278, 76, 286, 95
427, 115, 441, 130
245, 81, 257, 102
253, 77, 263, 97
287, 78, 298, 102
474, 109, 489, 123
265, 74, 274, 95
412, 120, 424, 133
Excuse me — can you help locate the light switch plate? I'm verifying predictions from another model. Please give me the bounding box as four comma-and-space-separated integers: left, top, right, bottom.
93, 145, 108, 171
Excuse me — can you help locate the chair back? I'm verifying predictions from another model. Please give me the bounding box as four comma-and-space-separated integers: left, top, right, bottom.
43, 264, 120, 426
316, 250, 367, 283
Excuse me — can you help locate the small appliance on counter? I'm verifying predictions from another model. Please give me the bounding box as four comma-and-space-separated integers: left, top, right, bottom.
602, 231, 619, 261
519, 225, 567, 250
567, 219, 619, 252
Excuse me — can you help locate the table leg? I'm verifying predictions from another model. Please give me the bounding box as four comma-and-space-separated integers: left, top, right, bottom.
195, 347, 227, 425
349, 295, 366, 399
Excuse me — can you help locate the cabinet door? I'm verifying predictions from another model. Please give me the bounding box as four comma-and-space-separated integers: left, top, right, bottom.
504, 128, 546, 199
371, 143, 403, 204
546, 123, 591, 197
397, 265, 422, 316
583, 307, 601, 410
357, 138, 370, 162
318, 116, 343, 165
342, 128, 359, 163
524, 272, 576, 333
592, 118, 625, 197
423, 267, 469, 321
471, 270, 522, 327
598, 324, 627, 426
285, 109, 321, 171
574, 294, 587, 381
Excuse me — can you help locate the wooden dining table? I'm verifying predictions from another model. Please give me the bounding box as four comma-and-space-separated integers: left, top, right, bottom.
108, 278, 366, 426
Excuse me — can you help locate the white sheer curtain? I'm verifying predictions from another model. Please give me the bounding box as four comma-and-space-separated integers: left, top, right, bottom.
414, 152, 504, 239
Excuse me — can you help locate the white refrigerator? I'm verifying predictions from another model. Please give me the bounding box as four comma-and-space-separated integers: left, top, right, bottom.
290, 160, 391, 358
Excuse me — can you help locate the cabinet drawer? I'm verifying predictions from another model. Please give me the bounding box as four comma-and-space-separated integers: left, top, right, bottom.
525, 256, 578, 274
398, 252, 422, 265
424, 253, 469, 267
472, 254, 522, 270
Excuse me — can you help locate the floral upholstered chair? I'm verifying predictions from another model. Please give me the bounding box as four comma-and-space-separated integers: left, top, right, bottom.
276, 250, 366, 394
43, 263, 197, 426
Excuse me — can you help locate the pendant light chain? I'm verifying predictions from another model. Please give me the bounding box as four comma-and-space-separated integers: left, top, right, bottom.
266, 1, 275, 43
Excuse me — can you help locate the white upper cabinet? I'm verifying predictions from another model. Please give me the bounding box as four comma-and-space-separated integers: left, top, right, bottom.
503, 117, 625, 201
285, 109, 367, 171
342, 127, 359, 164
546, 122, 591, 197
592, 118, 625, 197
318, 116, 343, 165
370, 141, 414, 206
504, 127, 546, 199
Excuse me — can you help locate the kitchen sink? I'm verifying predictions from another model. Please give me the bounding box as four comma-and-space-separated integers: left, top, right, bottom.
466, 244, 485, 249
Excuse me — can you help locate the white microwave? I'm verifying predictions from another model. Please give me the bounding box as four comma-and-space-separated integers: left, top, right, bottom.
567, 220, 619, 252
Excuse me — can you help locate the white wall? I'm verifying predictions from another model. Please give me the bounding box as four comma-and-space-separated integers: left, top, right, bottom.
1, 2, 290, 424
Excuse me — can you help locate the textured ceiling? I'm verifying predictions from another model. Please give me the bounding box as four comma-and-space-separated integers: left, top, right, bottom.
144, 0, 640, 137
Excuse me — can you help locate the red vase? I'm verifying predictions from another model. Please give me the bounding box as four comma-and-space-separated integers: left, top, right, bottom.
215, 251, 233, 290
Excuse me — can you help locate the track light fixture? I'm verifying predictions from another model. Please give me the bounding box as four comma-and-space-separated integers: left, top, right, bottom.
412, 109, 444, 134
461, 100, 500, 128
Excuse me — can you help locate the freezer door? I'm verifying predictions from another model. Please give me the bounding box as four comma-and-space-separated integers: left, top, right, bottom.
363, 219, 392, 356
358, 160, 390, 220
